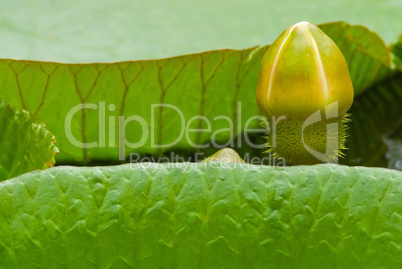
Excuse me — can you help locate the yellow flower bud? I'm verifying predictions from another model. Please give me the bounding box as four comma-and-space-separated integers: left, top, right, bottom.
256, 21, 354, 164
256, 21, 353, 119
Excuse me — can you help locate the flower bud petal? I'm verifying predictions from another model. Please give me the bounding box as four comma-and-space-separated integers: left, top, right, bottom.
256, 21, 354, 119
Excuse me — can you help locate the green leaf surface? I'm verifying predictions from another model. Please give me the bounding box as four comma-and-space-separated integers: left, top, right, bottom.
343, 73, 402, 167
1, 0, 401, 62
0, 99, 58, 181
0, 22, 397, 164
319, 22, 392, 94
0, 163, 401, 268
343, 37, 402, 168
392, 35, 402, 69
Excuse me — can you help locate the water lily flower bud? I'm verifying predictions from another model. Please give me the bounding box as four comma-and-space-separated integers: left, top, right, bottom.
256, 21, 354, 164
256, 21, 353, 119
